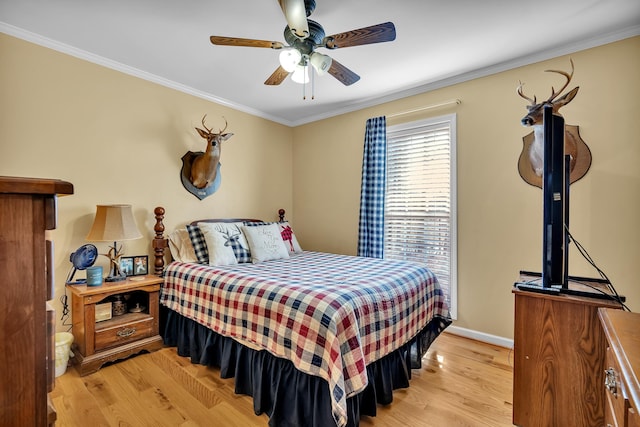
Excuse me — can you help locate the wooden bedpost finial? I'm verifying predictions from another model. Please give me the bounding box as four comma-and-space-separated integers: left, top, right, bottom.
152, 206, 168, 276
154, 207, 165, 235
278, 208, 285, 222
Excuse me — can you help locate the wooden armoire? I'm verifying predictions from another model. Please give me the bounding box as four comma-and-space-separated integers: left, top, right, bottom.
0, 176, 73, 426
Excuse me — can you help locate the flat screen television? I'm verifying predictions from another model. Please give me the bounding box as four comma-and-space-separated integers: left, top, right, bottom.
541, 105, 568, 288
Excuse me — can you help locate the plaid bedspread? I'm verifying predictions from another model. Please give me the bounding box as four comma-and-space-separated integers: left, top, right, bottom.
160, 251, 450, 427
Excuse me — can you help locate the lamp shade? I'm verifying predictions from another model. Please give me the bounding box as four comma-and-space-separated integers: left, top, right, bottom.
279, 48, 302, 72
291, 64, 309, 84
86, 204, 142, 242
309, 52, 332, 76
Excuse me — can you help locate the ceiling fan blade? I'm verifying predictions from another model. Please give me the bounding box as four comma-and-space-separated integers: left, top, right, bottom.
278, 0, 309, 39
265, 66, 291, 85
328, 59, 360, 86
210, 36, 284, 49
324, 22, 396, 49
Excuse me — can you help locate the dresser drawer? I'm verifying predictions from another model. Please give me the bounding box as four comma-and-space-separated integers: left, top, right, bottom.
605, 345, 629, 426
94, 314, 153, 351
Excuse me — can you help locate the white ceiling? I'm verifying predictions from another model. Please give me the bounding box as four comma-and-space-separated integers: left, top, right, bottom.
1, 0, 639, 126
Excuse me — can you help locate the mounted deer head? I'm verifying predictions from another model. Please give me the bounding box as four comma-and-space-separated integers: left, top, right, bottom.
189, 115, 233, 189
517, 58, 579, 127
516, 59, 591, 187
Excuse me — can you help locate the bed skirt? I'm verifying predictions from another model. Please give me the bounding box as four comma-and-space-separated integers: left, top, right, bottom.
160, 307, 451, 427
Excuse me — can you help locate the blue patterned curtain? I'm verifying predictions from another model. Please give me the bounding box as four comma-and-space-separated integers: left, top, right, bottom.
357, 116, 387, 258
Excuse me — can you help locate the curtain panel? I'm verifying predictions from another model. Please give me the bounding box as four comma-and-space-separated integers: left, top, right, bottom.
357, 116, 387, 258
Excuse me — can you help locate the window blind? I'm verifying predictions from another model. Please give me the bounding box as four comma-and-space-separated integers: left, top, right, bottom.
384, 114, 457, 318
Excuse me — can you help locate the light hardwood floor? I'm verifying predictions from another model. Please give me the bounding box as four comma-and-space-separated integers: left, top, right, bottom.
51, 332, 514, 426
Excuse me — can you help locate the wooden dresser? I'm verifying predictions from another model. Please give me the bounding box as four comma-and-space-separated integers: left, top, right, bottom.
0, 176, 73, 426
599, 308, 640, 427
513, 285, 622, 427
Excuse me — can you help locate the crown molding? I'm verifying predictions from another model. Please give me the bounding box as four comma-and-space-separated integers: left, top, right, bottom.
0, 22, 295, 126
3, 21, 638, 128
289, 24, 640, 126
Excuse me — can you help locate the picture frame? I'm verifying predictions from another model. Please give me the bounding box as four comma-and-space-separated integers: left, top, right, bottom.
132, 255, 148, 276
119, 256, 134, 276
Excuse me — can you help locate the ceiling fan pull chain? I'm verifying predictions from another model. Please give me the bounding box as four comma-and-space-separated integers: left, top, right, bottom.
302, 63, 307, 100
312, 65, 315, 100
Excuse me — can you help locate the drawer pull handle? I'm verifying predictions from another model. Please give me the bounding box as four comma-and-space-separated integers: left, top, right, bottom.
116, 327, 136, 338
605, 367, 617, 395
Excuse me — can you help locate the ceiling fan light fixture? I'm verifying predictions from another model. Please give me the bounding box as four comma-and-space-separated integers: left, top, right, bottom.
279, 48, 302, 72
309, 52, 332, 76
291, 64, 309, 84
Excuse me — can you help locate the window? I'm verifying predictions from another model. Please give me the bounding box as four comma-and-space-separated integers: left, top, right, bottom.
384, 114, 457, 318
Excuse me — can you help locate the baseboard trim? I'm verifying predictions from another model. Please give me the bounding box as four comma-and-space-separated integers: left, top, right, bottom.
445, 325, 514, 349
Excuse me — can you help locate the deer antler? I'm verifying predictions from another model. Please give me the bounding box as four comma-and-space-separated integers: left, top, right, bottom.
545, 58, 574, 103
201, 114, 213, 133
200, 115, 229, 135
517, 81, 536, 105
219, 117, 228, 134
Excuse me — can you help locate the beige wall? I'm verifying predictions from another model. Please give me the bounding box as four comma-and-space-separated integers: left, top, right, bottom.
1, 34, 293, 330
2, 32, 638, 341
293, 37, 640, 339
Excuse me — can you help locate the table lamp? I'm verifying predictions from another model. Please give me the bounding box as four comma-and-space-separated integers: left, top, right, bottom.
86, 204, 142, 282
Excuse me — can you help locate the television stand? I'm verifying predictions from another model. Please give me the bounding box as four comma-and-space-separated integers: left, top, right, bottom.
561, 286, 625, 301
514, 282, 561, 295
515, 270, 626, 303
512, 272, 624, 426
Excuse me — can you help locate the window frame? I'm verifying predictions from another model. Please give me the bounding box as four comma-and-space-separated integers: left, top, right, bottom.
384, 113, 458, 319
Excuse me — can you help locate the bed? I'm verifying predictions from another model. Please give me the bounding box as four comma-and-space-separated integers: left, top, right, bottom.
151, 207, 451, 427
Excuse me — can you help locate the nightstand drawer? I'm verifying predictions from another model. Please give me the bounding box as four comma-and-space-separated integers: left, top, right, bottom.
95, 314, 153, 351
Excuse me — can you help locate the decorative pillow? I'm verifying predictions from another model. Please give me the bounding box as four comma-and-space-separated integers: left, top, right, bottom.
167, 228, 198, 263
186, 224, 208, 264
242, 223, 290, 263
198, 223, 238, 266
198, 222, 252, 263
277, 221, 303, 254
244, 221, 302, 254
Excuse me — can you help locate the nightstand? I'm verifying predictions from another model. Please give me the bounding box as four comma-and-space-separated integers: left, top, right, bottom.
67, 275, 164, 376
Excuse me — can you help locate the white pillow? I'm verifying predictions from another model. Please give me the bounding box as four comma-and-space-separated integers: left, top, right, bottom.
242, 224, 290, 263
168, 228, 198, 263
201, 222, 252, 263
198, 223, 238, 266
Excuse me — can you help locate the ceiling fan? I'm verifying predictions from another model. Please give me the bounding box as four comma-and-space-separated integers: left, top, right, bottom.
209, 0, 396, 87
